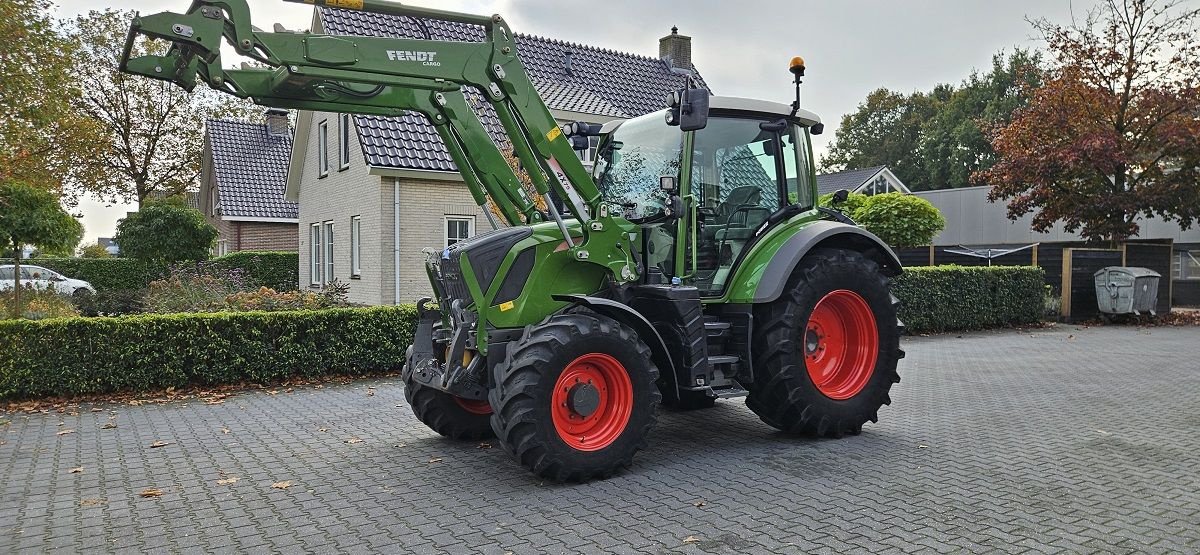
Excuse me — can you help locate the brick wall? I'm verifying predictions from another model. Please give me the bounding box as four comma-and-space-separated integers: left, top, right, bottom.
231, 222, 298, 252
297, 111, 387, 305
394, 178, 498, 303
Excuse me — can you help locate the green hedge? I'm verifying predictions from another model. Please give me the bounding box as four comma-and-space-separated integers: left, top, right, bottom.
210, 251, 299, 291
2, 252, 298, 293
0, 305, 415, 399
1, 258, 166, 292
894, 265, 1045, 333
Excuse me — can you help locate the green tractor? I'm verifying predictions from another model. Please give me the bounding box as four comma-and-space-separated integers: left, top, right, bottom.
122, 0, 904, 481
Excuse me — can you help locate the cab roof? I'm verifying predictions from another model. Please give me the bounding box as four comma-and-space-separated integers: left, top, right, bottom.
709, 96, 821, 127
599, 96, 821, 134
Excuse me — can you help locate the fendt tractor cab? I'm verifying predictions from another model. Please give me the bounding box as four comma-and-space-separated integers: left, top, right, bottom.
122, 0, 904, 481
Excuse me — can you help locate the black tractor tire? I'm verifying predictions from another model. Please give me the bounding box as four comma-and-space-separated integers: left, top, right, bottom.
489, 313, 660, 482
403, 348, 495, 440
746, 248, 902, 437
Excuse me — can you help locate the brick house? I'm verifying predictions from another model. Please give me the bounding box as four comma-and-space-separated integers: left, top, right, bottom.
285, 7, 706, 305
200, 110, 299, 255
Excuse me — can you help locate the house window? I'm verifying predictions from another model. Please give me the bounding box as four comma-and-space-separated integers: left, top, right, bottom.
209, 186, 219, 216
575, 135, 600, 167
1180, 251, 1200, 280
318, 119, 329, 178
338, 113, 351, 170
309, 223, 321, 285
323, 221, 334, 283
350, 215, 361, 277
445, 216, 474, 247
215, 239, 229, 257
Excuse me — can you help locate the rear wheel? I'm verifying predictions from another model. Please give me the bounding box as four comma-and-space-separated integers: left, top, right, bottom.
490, 313, 659, 482
747, 248, 902, 437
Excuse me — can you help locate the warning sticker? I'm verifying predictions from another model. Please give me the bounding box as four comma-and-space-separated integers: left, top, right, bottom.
546, 126, 562, 142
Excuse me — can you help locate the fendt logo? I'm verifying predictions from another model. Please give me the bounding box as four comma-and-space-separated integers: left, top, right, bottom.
386, 50, 441, 66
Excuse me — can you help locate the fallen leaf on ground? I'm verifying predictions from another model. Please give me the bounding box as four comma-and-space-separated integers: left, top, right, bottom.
918, 444, 928, 449
139, 488, 164, 498
683, 536, 700, 543
693, 500, 706, 507
220, 427, 231, 434
285, 388, 294, 393
100, 421, 117, 429
265, 390, 279, 395
80, 498, 106, 507
205, 398, 225, 405
149, 441, 173, 448
394, 443, 406, 448
366, 389, 375, 397
428, 457, 443, 463
317, 427, 328, 432
90, 408, 103, 413
69, 467, 83, 474
216, 476, 239, 485
1096, 429, 1110, 435
477, 442, 491, 449
271, 481, 292, 489
345, 437, 362, 444
56, 429, 75, 436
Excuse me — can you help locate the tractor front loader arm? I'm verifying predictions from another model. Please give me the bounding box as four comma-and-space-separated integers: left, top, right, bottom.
121, 0, 633, 276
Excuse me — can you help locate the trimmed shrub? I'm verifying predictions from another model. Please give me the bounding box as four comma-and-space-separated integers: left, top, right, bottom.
0, 257, 166, 292
0, 305, 415, 399
893, 265, 1045, 333
210, 251, 299, 291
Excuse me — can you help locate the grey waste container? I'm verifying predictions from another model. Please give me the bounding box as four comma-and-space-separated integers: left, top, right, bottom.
1094, 266, 1161, 316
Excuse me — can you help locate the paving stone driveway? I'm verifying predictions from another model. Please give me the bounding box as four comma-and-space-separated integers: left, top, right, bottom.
2, 324, 1199, 554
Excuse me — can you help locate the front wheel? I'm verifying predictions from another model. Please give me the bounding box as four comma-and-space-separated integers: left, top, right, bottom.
489, 313, 660, 482
747, 248, 902, 437
403, 348, 495, 440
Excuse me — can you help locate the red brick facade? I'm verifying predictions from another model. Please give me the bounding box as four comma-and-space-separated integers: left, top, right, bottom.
211, 217, 298, 253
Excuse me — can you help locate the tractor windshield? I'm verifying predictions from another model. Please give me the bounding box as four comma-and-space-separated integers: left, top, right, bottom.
594, 111, 683, 220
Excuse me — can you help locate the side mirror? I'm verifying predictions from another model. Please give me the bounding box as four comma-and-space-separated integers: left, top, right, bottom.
832, 189, 850, 204
665, 88, 710, 132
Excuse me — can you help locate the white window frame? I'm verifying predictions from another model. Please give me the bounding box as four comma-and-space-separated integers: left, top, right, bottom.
323, 221, 334, 284
209, 186, 219, 216
444, 216, 475, 248
1181, 250, 1200, 280
309, 223, 322, 285
318, 119, 329, 178
338, 113, 352, 170
350, 215, 362, 277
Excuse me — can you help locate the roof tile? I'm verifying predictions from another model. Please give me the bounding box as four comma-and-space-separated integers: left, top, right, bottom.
207, 120, 298, 219
320, 7, 709, 171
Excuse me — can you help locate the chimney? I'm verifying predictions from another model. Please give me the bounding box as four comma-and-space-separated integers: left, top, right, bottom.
563, 50, 575, 77
659, 26, 692, 72
265, 108, 290, 137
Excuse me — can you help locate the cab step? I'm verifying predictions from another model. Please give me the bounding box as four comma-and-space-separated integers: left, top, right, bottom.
715, 386, 748, 399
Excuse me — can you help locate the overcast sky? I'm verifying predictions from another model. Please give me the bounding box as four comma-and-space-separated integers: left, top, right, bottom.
53, 0, 1108, 243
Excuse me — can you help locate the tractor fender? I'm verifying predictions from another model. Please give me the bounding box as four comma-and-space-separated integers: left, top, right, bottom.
752, 220, 902, 304
552, 294, 679, 404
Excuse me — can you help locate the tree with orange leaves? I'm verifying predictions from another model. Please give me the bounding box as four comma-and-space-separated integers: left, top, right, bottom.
977, 0, 1200, 243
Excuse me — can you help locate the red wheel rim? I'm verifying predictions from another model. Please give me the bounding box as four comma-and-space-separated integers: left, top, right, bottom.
551, 353, 633, 452
454, 396, 493, 415
804, 289, 879, 400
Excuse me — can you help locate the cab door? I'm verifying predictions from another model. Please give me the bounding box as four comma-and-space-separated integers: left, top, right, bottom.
683, 116, 813, 296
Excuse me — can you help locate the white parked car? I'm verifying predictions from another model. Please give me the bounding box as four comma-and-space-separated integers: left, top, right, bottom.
0, 265, 96, 296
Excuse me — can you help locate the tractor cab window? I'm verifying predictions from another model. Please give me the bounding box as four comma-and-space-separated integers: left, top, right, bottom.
595, 112, 683, 221
691, 116, 810, 294
595, 112, 685, 276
